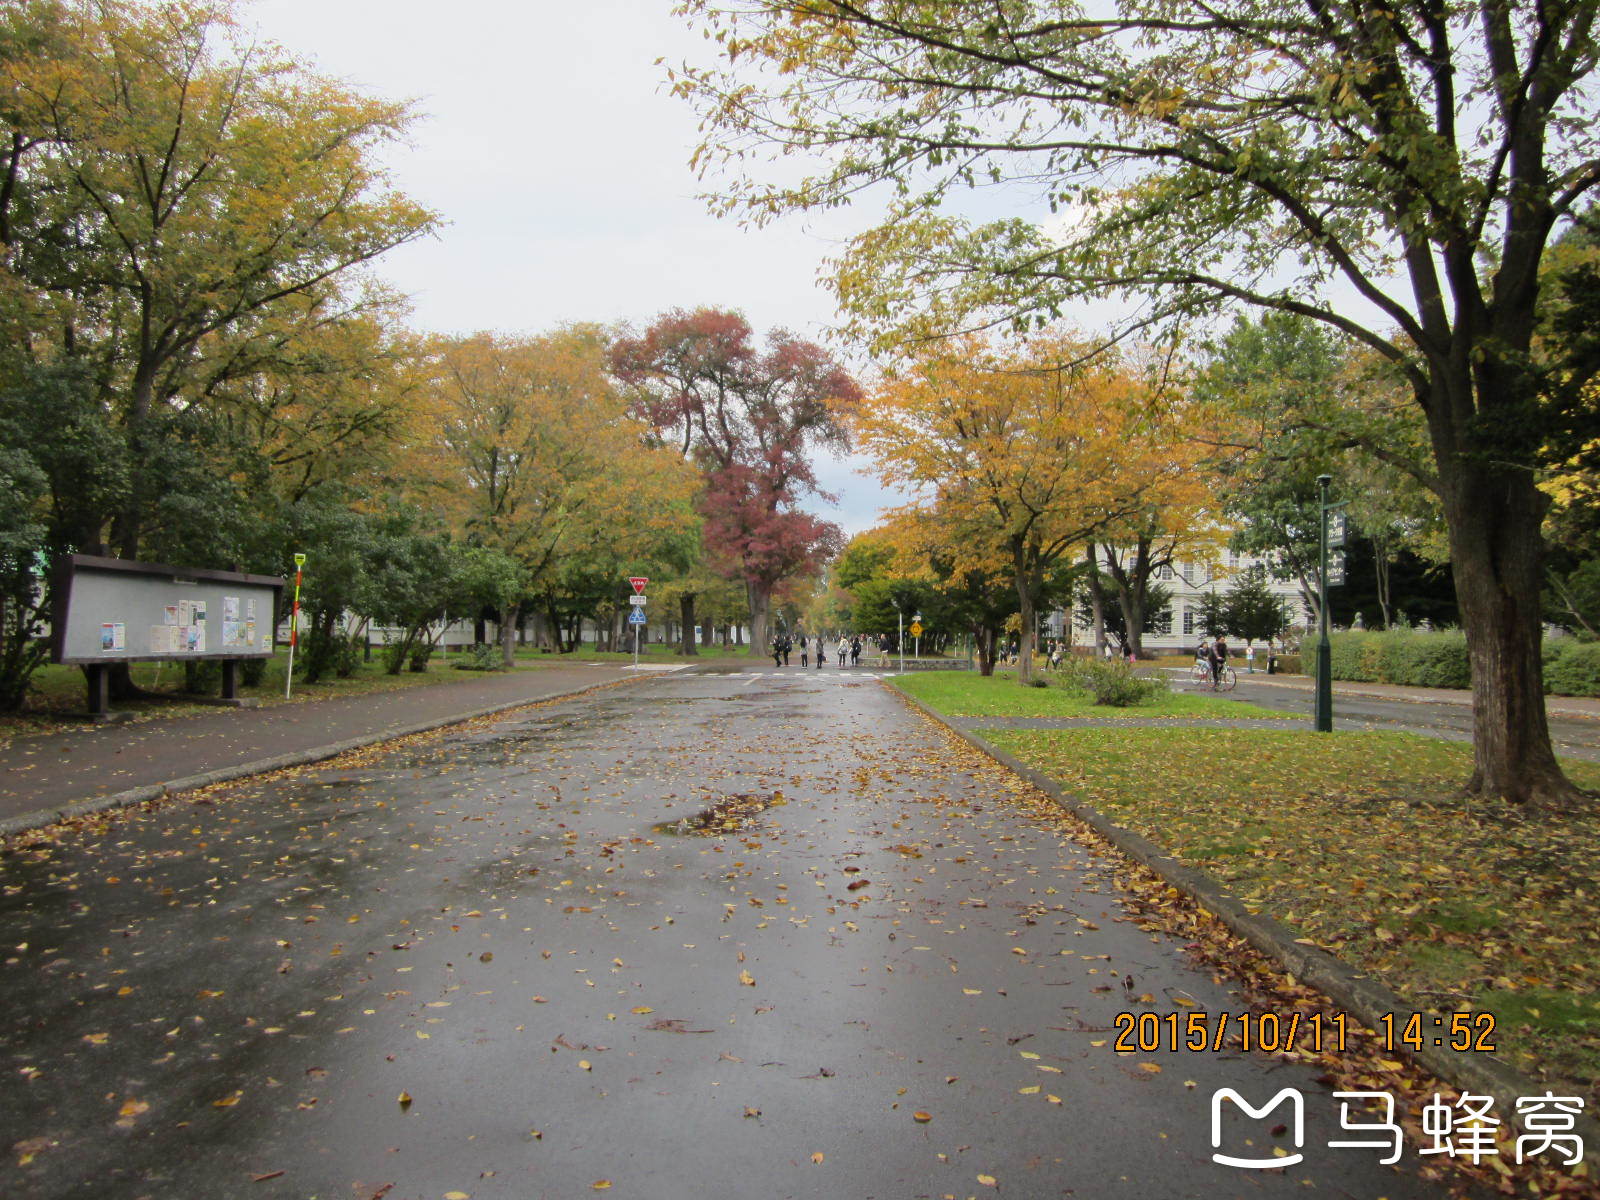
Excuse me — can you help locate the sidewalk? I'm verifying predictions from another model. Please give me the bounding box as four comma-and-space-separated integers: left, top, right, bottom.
0, 662, 652, 836
1168, 667, 1600, 718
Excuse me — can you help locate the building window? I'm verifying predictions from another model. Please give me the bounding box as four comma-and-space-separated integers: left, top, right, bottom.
1182, 608, 1194, 635
1156, 564, 1173, 580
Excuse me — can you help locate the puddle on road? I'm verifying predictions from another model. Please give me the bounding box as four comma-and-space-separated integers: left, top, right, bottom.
652, 790, 787, 836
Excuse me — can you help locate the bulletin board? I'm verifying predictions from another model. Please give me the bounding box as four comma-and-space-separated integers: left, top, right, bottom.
51, 554, 285, 666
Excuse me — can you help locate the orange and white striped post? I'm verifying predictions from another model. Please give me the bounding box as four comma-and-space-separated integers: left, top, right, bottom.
284, 552, 306, 699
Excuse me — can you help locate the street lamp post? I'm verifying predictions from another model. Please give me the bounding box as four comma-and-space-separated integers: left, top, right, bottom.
1315, 475, 1334, 732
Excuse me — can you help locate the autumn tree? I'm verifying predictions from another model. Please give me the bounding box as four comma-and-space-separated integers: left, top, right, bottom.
611, 308, 859, 654
857, 333, 1185, 683
5, 0, 434, 558
678, 1, 1600, 802
425, 328, 696, 667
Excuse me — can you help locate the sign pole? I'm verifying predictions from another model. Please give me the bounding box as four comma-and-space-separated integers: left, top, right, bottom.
627, 576, 648, 668
285, 552, 305, 699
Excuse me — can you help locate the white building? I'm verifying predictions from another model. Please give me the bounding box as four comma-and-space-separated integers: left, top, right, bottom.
1066, 549, 1313, 654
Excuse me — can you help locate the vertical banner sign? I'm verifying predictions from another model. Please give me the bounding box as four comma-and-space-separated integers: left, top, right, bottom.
285, 552, 306, 699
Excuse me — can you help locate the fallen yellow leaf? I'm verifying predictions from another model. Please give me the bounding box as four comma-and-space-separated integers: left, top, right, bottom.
811, 1152, 825, 1164
913, 1111, 932, 1123
212, 1091, 242, 1108
631, 1006, 654, 1015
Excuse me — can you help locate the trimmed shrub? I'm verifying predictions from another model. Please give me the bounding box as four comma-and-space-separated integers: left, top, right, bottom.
241, 657, 268, 687
1402, 631, 1472, 689
1271, 653, 1302, 675
1547, 642, 1600, 697
1316, 627, 1470, 689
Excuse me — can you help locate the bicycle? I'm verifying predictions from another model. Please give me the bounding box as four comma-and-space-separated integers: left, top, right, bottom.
1192, 660, 1238, 691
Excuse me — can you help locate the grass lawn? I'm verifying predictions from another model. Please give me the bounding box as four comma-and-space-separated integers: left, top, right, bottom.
891, 667, 1293, 719
3, 639, 759, 742
982, 724, 1600, 1099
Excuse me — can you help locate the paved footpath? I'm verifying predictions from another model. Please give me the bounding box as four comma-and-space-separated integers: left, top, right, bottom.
0, 663, 1444, 1198
0, 663, 648, 831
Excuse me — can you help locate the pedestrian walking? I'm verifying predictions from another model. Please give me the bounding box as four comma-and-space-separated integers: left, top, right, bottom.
838, 637, 849, 667
799, 635, 809, 667
850, 636, 861, 666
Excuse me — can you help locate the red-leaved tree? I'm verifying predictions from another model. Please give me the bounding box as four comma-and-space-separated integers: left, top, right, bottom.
610, 309, 859, 653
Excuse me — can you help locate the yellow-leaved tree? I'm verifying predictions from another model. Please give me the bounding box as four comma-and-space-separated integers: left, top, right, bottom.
421, 327, 697, 666
857, 332, 1193, 683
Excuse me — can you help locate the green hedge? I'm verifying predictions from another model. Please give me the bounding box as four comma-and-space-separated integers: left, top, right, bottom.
1316, 628, 1470, 688
1312, 629, 1600, 696
1546, 641, 1600, 697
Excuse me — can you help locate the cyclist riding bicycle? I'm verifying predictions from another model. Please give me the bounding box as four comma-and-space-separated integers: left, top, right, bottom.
1207, 634, 1229, 688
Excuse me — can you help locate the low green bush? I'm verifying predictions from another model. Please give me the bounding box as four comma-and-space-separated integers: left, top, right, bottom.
241, 656, 268, 687
1071, 658, 1167, 707
1546, 641, 1600, 697
1271, 653, 1302, 675
453, 643, 504, 672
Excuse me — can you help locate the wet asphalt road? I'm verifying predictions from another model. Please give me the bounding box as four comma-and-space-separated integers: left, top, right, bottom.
1, 666, 1444, 1199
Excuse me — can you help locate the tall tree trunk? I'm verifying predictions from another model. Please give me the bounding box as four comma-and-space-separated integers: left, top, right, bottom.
746, 583, 771, 657
974, 626, 998, 676
701, 619, 714, 647
1085, 545, 1107, 655
1012, 542, 1037, 685
1443, 469, 1577, 805
680, 593, 699, 656
1372, 536, 1393, 628
500, 601, 520, 670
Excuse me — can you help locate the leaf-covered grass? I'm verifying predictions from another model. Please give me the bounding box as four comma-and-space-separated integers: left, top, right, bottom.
984, 725, 1600, 1097
1, 649, 606, 745
891, 668, 1293, 719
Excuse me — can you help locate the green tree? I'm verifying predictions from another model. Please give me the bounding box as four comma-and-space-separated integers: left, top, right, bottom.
1223, 569, 1291, 649
680, 0, 1600, 803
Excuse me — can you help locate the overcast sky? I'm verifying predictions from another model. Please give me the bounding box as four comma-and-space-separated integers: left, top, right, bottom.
247, 0, 903, 534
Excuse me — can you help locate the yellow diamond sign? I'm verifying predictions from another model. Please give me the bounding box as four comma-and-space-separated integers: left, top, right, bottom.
909, 621, 924, 637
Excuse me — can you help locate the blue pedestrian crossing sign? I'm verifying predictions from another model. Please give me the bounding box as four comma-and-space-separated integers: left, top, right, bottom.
628, 608, 647, 625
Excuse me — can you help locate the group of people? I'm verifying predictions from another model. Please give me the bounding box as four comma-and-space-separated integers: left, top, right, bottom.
771, 633, 867, 668
1197, 634, 1231, 686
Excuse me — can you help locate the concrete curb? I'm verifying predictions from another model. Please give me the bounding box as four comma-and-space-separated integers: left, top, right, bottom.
891, 683, 1599, 1143
0, 675, 644, 841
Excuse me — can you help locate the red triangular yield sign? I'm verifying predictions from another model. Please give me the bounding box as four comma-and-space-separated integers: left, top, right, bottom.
629, 576, 648, 594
